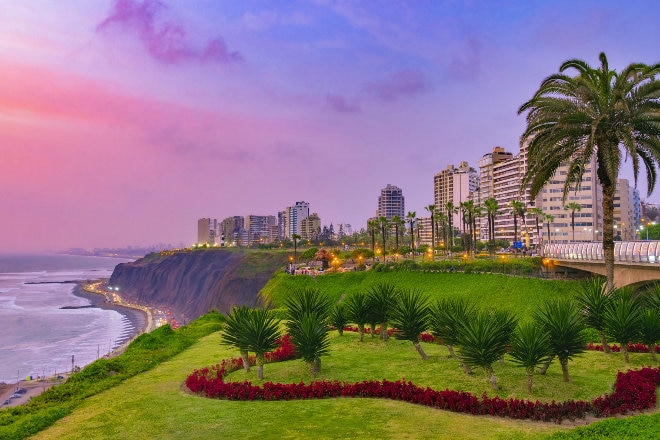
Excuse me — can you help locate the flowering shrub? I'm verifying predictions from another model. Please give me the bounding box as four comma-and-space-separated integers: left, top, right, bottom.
186, 334, 660, 423
586, 342, 659, 353
342, 326, 439, 343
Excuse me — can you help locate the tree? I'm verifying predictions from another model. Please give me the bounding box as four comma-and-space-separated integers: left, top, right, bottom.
529, 207, 544, 249
565, 202, 582, 241
329, 302, 350, 336
243, 308, 282, 380
367, 283, 397, 340
367, 219, 378, 263
456, 310, 513, 390
220, 306, 252, 372
425, 205, 436, 259
345, 292, 371, 342
446, 202, 457, 254
390, 288, 431, 360
284, 288, 333, 376
510, 200, 526, 254
484, 198, 499, 257
292, 234, 301, 263
429, 298, 475, 358
519, 53, 660, 291
534, 299, 586, 382
378, 216, 389, 258
574, 277, 613, 353
603, 288, 642, 363
406, 211, 417, 259
435, 212, 449, 254
391, 215, 404, 251
638, 308, 660, 362
544, 214, 555, 245
509, 322, 553, 393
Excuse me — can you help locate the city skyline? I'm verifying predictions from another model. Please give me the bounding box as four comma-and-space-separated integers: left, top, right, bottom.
1, 1, 660, 253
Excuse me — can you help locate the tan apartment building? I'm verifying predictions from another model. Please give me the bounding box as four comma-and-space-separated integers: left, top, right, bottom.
433, 161, 478, 232
300, 212, 321, 241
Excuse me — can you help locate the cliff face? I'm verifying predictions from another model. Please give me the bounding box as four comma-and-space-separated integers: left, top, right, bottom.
108, 250, 288, 323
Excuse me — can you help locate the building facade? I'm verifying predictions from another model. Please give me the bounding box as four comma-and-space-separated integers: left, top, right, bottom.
377, 184, 405, 220
434, 161, 478, 229
197, 218, 218, 245
244, 215, 277, 245
300, 212, 321, 241
284, 201, 310, 238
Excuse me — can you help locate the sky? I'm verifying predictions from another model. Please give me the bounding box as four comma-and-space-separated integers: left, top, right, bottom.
1, 0, 660, 253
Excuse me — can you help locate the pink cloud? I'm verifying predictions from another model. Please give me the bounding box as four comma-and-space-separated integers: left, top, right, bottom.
97, 0, 241, 65
363, 69, 430, 101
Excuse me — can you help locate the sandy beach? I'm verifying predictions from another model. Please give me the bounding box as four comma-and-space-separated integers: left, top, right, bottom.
1, 281, 149, 409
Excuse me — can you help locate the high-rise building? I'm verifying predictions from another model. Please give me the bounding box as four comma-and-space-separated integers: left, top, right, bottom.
434, 162, 478, 230
220, 216, 245, 246
300, 213, 321, 241
284, 201, 310, 238
197, 218, 218, 245
244, 215, 277, 245
377, 184, 405, 220
478, 147, 514, 241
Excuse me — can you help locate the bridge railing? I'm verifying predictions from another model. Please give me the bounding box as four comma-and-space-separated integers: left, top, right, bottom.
544, 241, 660, 263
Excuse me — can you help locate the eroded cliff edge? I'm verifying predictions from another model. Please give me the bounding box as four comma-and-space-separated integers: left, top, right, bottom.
108, 249, 288, 323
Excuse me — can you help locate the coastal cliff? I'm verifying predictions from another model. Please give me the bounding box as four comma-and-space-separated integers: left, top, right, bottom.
108, 249, 288, 323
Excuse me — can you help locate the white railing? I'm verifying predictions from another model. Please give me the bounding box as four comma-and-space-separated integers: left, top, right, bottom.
544, 241, 660, 263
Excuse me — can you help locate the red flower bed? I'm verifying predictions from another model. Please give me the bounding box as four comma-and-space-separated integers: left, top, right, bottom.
186, 334, 660, 423
586, 342, 660, 353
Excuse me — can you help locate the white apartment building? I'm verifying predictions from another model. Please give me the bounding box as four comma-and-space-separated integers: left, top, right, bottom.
244, 215, 277, 245
433, 161, 478, 230
284, 201, 310, 238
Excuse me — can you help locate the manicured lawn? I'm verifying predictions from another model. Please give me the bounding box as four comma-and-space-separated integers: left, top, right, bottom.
32, 329, 658, 440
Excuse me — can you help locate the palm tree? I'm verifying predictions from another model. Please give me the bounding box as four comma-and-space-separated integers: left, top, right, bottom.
345, 292, 370, 341
509, 322, 553, 393
574, 277, 613, 353
519, 53, 660, 291
534, 299, 586, 382
603, 288, 642, 363
565, 202, 582, 241
378, 216, 389, 258
367, 219, 378, 263
456, 310, 512, 390
429, 298, 475, 358
510, 200, 526, 254
639, 307, 660, 362
220, 305, 252, 372
391, 215, 404, 252
367, 283, 397, 340
425, 205, 436, 259
243, 308, 282, 379
390, 288, 431, 360
406, 211, 417, 259
446, 201, 457, 254
529, 207, 544, 249
329, 302, 349, 336
484, 198, 499, 256
544, 214, 555, 245
284, 288, 333, 376
292, 234, 301, 263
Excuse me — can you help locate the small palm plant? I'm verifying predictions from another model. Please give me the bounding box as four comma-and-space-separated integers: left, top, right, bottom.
429, 297, 475, 358
345, 292, 371, 341
389, 288, 431, 360
493, 309, 518, 365
534, 299, 586, 382
574, 277, 613, 353
367, 283, 397, 340
509, 322, 553, 393
220, 305, 252, 372
456, 310, 512, 390
603, 288, 641, 363
329, 302, 350, 336
244, 308, 281, 380
285, 288, 333, 376
638, 308, 660, 362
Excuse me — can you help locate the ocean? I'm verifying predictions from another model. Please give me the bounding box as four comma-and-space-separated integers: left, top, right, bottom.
0, 254, 134, 384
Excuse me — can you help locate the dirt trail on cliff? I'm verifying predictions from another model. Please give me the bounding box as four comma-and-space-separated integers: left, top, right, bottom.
108, 250, 288, 323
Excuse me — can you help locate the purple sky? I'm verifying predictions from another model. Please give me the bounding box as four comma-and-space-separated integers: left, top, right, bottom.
1, 0, 660, 253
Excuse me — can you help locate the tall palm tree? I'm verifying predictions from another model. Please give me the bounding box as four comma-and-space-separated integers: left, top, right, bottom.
565, 202, 582, 241
484, 198, 499, 256
510, 200, 526, 254
435, 211, 448, 254
391, 215, 404, 252
378, 216, 389, 258
529, 207, 544, 249
390, 288, 431, 361
519, 53, 660, 291
544, 213, 555, 245
367, 219, 378, 263
406, 211, 417, 259
534, 299, 586, 382
425, 205, 436, 259
292, 234, 301, 263
574, 277, 613, 353
446, 201, 457, 253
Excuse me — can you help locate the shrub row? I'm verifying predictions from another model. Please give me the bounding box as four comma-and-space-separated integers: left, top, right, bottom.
186, 336, 660, 423
586, 342, 660, 353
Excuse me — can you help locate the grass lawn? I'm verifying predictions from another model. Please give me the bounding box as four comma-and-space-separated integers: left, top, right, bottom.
31, 329, 658, 440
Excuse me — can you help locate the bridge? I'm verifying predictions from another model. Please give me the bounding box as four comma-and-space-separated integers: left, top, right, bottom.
542, 241, 660, 287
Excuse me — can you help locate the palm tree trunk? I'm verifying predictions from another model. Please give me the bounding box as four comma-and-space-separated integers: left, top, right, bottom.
447, 344, 455, 358
485, 366, 498, 390
622, 344, 630, 363
598, 330, 611, 353
649, 344, 657, 362
380, 322, 388, 340
538, 356, 553, 375
358, 324, 365, 342
602, 183, 616, 291
526, 367, 534, 393
413, 341, 428, 360
240, 350, 250, 372
559, 357, 571, 382
257, 355, 265, 380
308, 358, 321, 377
